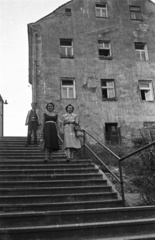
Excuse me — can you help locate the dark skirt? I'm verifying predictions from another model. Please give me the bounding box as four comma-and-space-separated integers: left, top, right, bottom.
44, 122, 59, 151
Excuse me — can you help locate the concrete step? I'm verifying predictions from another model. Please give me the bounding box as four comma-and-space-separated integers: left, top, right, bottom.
0, 159, 92, 164
0, 179, 106, 188
0, 218, 155, 240
0, 173, 103, 181
0, 168, 99, 176
94, 234, 155, 240
0, 185, 112, 196
0, 137, 27, 141
0, 192, 118, 204
0, 199, 123, 212
0, 163, 94, 170
1, 206, 155, 228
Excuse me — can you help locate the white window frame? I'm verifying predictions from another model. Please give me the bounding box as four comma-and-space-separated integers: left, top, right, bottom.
61, 79, 76, 99
139, 80, 154, 101
60, 39, 73, 58
98, 41, 112, 58
130, 6, 142, 20
95, 3, 108, 18
135, 42, 149, 61
101, 79, 115, 100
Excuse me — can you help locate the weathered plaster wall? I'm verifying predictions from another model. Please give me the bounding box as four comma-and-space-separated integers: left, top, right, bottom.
29, 0, 155, 145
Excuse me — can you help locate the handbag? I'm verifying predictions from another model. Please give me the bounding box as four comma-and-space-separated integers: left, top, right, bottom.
74, 124, 84, 138
39, 138, 45, 151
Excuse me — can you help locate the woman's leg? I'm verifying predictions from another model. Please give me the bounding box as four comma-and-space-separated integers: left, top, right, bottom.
66, 148, 71, 160
70, 148, 74, 159
44, 148, 49, 162
49, 150, 53, 160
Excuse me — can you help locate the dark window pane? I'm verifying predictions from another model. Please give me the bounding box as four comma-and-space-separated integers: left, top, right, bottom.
135, 42, 145, 50
60, 39, 72, 46
65, 8, 71, 15
99, 49, 110, 56
102, 89, 107, 98
141, 90, 146, 100
62, 80, 73, 85
96, 4, 106, 8
101, 80, 107, 87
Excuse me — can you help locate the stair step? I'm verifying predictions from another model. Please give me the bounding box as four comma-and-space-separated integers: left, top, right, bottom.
0, 179, 107, 188
0, 163, 94, 169
0, 173, 103, 181
0, 218, 155, 240
0, 192, 118, 204
0, 199, 123, 212
0, 185, 112, 196
0, 159, 92, 164
0, 168, 99, 175
1, 206, 155, 227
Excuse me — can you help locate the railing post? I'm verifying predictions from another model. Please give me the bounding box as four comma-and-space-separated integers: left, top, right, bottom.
83, 130, 86, 156
119, 160, 125, 206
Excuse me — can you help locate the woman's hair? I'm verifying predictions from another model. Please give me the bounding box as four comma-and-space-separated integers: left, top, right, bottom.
46, 102, 55, 111
65, 104, 74, 112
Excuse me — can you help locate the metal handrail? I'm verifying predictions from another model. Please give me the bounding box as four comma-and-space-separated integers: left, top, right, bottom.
82, 129, 155, 207
120, 141, 155, 162
85, 130, 121, 160
82, 129, 126, 205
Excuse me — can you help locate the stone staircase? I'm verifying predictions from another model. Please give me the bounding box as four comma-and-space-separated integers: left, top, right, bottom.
0, 137, 155, 240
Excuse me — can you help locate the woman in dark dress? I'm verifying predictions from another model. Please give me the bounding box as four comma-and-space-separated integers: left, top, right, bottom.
42, 102, 59, 162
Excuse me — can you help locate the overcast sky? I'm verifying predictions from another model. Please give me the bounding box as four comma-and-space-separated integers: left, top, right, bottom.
0, 0, 69, 136
0, 0, 155, 136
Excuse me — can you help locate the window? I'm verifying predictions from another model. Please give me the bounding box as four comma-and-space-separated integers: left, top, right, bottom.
65, 8, 71, 16
61, 79, 76, 99
105, 123, 120, 144
144, 122, 155, 129
101, 79, 115, 100
98, 40, 112, 59
134, 42, 148, 61
60, 39, 73, 58
139, 80, 154, 101
130, 6, 142, 20
95, 3, 108, 18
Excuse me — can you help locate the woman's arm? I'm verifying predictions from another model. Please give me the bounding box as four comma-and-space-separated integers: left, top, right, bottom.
41, 114, 45, 138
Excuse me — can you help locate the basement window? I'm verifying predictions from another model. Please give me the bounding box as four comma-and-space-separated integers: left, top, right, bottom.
65, 8, 71, 16
95, 3, 108, 18
61, 79, 76, 99
101, 79, 116, 100
98, 40, 112, 59
129, 6, 142, 21
60, 39, 74, 58
139, 80, 154, 101
144, 122, 155, 129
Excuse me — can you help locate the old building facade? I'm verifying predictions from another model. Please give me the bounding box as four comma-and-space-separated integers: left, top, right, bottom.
28, 0, 155, 146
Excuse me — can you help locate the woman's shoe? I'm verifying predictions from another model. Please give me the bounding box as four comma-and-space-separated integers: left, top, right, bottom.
44, 158, 49, 163
67, 158, 74, 163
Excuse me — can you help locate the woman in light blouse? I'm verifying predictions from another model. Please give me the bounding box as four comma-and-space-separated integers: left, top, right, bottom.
62, 104, 81, 162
